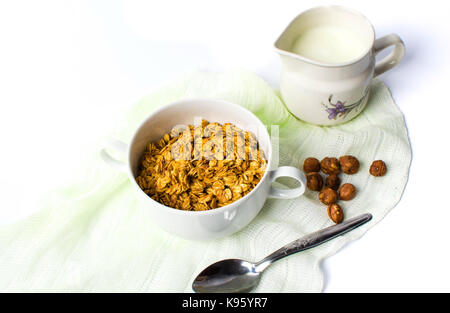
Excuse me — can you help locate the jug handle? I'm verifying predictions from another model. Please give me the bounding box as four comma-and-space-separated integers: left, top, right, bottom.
373, 33, 405, 77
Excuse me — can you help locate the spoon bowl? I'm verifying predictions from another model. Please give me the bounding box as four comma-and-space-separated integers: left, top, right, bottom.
192, 259, 261, 293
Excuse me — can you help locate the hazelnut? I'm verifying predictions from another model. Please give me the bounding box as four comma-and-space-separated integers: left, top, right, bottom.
327, 203, 344, 224
339, 183, 356, 201
339, 155, 360, 174
303, 157, 320, 173
320, 157, 340, 175
319, 187, 338, 205
306, 172, 323, 191
325, 174, 341, 191
370, 160, 387, 177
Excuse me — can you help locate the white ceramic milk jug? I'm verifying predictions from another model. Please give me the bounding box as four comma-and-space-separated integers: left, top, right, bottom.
275, 6, 405, 125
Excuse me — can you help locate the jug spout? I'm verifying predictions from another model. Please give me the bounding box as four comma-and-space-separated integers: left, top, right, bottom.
274, 5, 375, 68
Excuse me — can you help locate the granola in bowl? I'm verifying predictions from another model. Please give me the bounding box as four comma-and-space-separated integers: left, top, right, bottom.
135, 120, 267, 211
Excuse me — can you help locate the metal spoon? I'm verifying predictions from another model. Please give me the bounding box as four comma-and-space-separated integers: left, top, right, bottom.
192, 213, 372, 293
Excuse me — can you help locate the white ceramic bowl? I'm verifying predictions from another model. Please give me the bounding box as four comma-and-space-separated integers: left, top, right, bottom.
100, 99, 306, 240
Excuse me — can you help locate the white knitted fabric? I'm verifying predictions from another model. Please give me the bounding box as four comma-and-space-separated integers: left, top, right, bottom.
0, 71, 411, 292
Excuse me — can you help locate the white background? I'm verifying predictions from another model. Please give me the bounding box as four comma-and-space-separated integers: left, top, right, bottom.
0, 0, 449, 292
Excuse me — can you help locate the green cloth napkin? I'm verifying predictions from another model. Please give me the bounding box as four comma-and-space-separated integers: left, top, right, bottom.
0, 71, 411, 292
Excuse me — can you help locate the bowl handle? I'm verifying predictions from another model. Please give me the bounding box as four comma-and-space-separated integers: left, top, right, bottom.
268, 166, 306, 199
100, 139, 128, 173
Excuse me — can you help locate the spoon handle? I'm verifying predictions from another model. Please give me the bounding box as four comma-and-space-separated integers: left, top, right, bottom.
255, 213, 372, 272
